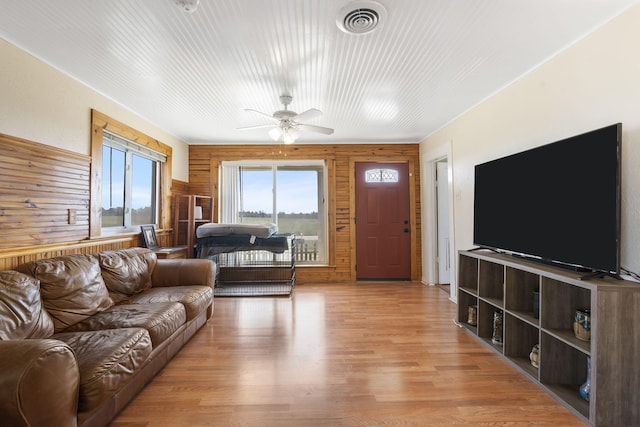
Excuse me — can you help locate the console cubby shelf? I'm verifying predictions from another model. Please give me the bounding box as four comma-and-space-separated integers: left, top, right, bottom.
457, 250, 640, 427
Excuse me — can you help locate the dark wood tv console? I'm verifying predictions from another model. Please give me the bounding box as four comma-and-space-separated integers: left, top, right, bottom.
457, 250, 640, 427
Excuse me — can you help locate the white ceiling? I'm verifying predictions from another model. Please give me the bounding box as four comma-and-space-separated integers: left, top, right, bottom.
0, 0, 637, 145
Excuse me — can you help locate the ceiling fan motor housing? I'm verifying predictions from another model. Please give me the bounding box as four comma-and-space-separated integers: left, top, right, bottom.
273, 110, 297, 120
274, 95, 297, 119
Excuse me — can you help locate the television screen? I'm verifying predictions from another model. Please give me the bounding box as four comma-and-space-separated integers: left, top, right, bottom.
473, 123, 621, 275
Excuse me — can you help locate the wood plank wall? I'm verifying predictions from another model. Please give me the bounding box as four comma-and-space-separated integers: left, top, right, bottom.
0, 238, 137, 271
0, 132, 181, 271
189, 143, 422, 283
0, 133, 91, 249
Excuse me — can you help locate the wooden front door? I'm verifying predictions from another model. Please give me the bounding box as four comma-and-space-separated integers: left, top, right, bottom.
355, 162, 411, 280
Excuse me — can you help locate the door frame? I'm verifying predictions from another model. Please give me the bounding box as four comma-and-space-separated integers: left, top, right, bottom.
349, 157, 419, 281
420, 141, 457, 302
436, 160, 451, 284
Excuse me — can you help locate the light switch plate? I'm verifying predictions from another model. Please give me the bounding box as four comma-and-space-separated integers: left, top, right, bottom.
68, 209, 77, 224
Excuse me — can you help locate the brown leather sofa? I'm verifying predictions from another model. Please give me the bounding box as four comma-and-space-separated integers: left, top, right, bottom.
0, 247, 215, 427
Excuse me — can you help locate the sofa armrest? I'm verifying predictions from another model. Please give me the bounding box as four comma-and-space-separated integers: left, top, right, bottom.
0, 339, 79, 427
151, 258, 216, 289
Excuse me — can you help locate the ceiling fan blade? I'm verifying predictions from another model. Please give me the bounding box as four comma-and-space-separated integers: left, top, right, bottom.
237, 124, 276, 131
297, 123, 334, 135
293, 108, 322, 122
245, 109, 278, 122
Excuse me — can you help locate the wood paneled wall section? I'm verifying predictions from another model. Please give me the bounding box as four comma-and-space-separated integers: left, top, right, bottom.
189, 144, 421, 283
0, 237, 140, 271
172, 179, 190, 197
0, 132, 91, 249
0, 132, 184, 270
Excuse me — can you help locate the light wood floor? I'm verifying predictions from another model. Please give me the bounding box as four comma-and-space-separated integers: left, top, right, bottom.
110, 282, 586, 427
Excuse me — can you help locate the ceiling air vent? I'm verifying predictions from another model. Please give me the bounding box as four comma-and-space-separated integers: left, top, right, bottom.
337, 1, 387, 35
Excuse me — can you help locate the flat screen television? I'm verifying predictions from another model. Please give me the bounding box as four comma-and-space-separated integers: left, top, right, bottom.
473, 123, 621, 275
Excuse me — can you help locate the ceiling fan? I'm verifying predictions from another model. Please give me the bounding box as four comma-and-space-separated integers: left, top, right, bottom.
238, 95, 334, 144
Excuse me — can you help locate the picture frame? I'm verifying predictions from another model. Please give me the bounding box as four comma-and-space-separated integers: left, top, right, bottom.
140, 225, 159, 249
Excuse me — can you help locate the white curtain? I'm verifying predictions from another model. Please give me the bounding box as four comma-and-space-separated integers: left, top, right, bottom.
220, 163, 240, 223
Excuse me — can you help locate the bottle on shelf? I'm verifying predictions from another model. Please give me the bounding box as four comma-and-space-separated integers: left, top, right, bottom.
492, 310, 503, 346
579, 356, 591, 401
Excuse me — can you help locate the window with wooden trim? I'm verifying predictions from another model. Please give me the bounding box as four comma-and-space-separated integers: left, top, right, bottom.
90, 110, 172, 237
102, 132, 165, 229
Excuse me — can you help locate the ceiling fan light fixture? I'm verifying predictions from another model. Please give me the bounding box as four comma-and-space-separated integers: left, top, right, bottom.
238, 94, 334, 143
283, 130, 297, 145
288, 127, 300, 139
269, 127, 282, 141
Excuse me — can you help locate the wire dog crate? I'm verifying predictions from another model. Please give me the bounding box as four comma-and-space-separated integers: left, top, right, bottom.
197, 234, 296, 297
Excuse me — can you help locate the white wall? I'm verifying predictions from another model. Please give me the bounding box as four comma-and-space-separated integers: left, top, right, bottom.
0, 38, 189, 182
421, 4, 640, 290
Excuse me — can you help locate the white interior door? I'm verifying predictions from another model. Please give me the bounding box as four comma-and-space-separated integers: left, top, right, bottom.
436, 161, 451, 284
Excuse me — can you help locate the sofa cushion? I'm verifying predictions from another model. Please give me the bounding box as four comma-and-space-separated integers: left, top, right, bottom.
0, 270, 55, 339
65, 302, 186, 347
97, 248, 157, 303
15, 255, 113, 333
53, 328, 152, 412
127, 285, 213, 320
